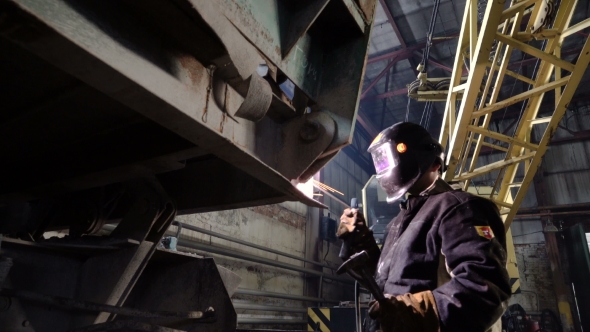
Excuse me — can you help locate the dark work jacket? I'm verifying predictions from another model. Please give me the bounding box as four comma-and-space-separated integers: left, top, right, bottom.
373, 180, 510, 332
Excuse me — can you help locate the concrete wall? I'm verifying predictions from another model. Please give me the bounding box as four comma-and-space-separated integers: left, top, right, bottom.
175, 201, 353, 330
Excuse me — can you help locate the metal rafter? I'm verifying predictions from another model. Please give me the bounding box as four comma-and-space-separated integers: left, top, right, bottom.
378, 0, 421, 76
362, 87, 408, 101
360, 57, 399, 99
366, 35, 456, 64
356, 112, 380, 138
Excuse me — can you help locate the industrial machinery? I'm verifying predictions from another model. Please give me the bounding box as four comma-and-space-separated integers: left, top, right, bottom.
0, 0, 378, 330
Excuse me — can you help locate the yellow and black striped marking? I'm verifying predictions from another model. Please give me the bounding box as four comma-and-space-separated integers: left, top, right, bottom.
510, 277, 521, 294
307, 307, 330, 331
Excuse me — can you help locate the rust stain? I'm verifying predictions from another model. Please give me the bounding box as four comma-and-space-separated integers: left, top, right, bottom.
177, 53, 205, 86
225, 1, 275, 52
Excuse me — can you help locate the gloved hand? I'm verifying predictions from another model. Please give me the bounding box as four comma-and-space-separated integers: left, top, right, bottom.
336, 208, 380, 276
368, 291, 440, 332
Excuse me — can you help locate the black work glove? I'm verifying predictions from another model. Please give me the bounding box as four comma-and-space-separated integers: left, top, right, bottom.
368, 291, 440, 332
336, 208, 380, 275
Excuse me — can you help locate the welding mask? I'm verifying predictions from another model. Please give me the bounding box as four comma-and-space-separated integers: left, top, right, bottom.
367, 122, 444, 203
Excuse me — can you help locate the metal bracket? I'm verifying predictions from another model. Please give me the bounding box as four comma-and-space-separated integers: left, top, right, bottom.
277, 112, 336, 181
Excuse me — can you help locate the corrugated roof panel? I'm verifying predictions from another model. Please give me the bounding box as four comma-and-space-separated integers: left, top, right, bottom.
543, 141, 590, 172
436, 1, 461, 31
564, 106, 590, 131
396, 11, 429, 43
364, 61, 388, 84
519, 183, 538, 208
543, 170, 590, 205
430, 39, 458, 62
370, 22, 398, 54
387, 0, 436, 19
373, 0, 390, 25
511, 219, 545, 245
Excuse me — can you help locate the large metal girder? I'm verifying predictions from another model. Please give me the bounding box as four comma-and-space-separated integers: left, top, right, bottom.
0, 240, 235, 331
0, 178, 240, 331
0, 0, 377, 211
438, 0, 590, 295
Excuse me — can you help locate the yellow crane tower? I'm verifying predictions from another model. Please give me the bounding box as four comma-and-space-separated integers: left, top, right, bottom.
413, 0, 590, 325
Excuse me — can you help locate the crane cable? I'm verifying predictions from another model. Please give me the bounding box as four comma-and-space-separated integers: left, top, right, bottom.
419, 0, 442, 74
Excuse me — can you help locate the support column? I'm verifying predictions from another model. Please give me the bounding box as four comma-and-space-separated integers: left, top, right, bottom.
534, 171, 575, 331
544, 232, 575, 331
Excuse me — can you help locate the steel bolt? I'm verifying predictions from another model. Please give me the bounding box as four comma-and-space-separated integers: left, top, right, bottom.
300, 120, 321, 142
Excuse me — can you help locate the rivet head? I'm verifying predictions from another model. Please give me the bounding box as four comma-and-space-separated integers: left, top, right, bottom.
300, 120, 321, 142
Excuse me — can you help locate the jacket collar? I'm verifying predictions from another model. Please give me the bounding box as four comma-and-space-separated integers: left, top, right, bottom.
419, 178, 454, 196
401, 179, 455, 210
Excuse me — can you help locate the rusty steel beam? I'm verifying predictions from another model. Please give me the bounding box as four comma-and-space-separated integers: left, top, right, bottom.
356, 113, 380, 138
360, 57, 399, 99
361, 30, 456, 108
381, 59, 392, 128
518, 202, 590, 214
359, 1, 453, 148
427, 57, 453, 73
367, 34, 458, 64
367, 44, 430, 64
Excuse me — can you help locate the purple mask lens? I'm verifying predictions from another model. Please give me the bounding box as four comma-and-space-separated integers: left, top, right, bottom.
371, 143, 396, 173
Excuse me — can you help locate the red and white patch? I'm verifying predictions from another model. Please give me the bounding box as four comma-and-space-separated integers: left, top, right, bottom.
475, 226, 495, 240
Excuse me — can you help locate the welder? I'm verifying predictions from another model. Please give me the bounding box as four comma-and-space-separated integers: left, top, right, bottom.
337, 122, 510, 332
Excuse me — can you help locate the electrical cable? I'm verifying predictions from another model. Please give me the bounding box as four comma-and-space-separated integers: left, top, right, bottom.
426, 103, 434, 130
420, 101, 430, 126
355, 281, 362, 332
405, 95, 411, 122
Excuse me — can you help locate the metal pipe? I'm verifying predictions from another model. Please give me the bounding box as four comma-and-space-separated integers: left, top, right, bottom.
171, 220, 182, 238
234, 288, 338, 303
0, 289, 211, 319
514, 211, 590, 218
232, 303, 307, 313
176, 237, 352, 284
318, 274, 324, 307
237, 318, 307, 325
517, 202, 590, 213
102, 225, 352, 283
175, 222, 334, 270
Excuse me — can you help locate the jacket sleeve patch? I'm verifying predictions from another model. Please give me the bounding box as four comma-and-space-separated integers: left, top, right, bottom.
475, 226, 495, 240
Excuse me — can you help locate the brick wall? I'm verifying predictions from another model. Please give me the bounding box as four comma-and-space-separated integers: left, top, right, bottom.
509, 243, 558, 314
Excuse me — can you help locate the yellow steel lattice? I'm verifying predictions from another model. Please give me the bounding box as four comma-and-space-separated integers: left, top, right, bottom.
440, 0, 589, 228
438, 0, 590, 295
